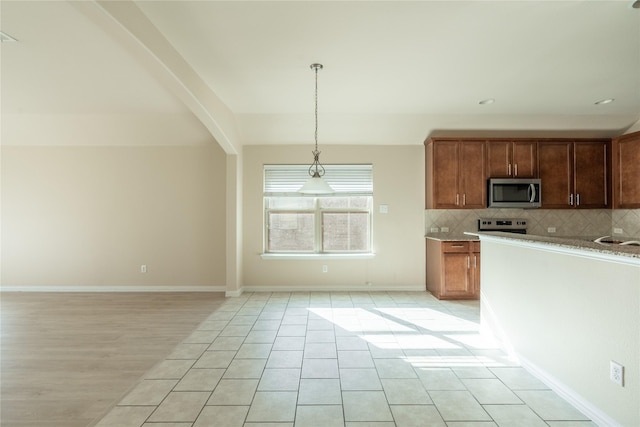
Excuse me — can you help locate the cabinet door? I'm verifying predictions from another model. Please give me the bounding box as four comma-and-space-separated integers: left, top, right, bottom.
539, 142, 572, 208
486, 140, 537, 178
574, 141, 609, 208
459, 141, 486, 208
512, 141, 537, 178
441, 252, 473, 298
432, 141, 460, 208
616, 135, 640, 208
486, 140, 511, 178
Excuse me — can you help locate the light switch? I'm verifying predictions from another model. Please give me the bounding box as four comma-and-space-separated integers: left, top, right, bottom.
379, 204, 389, 214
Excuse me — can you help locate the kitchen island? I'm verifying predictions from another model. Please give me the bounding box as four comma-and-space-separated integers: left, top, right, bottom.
475, 232, 639, 427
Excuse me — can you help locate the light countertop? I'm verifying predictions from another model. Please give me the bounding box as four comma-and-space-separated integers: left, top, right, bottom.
425, 233, 479, 242
468, 231, 640, 260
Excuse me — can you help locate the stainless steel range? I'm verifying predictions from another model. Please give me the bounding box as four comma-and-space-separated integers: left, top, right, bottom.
478, 218, 527, 234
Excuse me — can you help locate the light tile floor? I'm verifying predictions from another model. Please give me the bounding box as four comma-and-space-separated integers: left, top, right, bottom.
92, 292, 596, 427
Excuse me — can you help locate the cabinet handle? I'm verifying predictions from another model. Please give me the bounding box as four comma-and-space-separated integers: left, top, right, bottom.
569, 194, 574, 206
456, 194, 459, 206
514, 164, 518, 177
474, 255, 477, 268
467, 256, 470, 269
508, 164, 512, 176
462, 194, 466, 206
576, 193, 580, 206
451, 244, 465, 248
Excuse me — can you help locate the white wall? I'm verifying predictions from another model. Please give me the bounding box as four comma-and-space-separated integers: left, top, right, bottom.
242, 145, 425, 291
480, 237, 640, 427
1, 145, 227, 289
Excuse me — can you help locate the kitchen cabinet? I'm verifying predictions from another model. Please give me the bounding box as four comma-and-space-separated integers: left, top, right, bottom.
538, 140, 609, 208
486, 140, 537, 178
426, 239, 480, 300
613, 131, 640, 208
425, 139, 485, 209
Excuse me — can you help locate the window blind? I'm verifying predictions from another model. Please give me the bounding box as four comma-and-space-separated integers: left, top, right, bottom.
264, 164, 373, 196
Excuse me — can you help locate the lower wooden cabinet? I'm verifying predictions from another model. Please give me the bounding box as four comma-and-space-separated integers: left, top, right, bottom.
426, 239, 480, 300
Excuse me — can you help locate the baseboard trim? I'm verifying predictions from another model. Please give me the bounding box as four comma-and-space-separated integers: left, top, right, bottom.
0, 286, 226, 293
482, 293, 622, 427
241, 285, 425, 293
518, 355, 622, 427
225, 287, 245, 297
1, 285, 426, 295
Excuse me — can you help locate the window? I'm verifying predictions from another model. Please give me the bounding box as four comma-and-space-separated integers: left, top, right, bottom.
264, 165, 373, 254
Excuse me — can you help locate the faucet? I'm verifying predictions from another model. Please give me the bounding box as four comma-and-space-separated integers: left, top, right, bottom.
593, 235, 640, 246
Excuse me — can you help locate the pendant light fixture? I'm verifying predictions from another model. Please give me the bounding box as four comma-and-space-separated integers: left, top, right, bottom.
299, 63, 334, 194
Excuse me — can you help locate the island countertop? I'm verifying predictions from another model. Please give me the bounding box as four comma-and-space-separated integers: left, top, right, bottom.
467, 231, 640, 262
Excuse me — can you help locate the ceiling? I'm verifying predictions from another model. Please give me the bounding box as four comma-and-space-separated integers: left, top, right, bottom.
2, 1, 640, 149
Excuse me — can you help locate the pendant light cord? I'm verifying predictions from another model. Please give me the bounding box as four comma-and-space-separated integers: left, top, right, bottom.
298, 63, 333, 194
309, 63, 324, 177
314, 64, 319, 153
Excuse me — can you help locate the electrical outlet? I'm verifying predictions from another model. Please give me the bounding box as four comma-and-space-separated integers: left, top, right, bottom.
613, 228, 623, 235
547, 227, 556, 233
379, 204, 389, 214
322, 265, 328, 273
430, 227, 439, 233
440, 227, 449, 233
140, 264, 147, 273
610, 361, 624, 386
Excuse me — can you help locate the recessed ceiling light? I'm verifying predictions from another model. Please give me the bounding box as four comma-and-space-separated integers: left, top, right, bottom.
595, 98, 615, 105
479, 98, 495, 105
0, 31, 18, 42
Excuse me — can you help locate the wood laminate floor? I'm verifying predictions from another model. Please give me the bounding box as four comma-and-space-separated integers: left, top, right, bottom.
0, 292, 226, 427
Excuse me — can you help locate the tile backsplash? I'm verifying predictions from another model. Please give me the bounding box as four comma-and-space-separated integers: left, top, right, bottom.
425, 208, 640, 239
612, 209, 640, 238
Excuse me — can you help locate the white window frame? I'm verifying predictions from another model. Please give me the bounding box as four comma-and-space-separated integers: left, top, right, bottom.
263, 164, 374, 257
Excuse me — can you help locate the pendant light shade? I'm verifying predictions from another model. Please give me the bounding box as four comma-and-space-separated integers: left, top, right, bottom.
299, 63, 334, 194
299, 171, 335, 194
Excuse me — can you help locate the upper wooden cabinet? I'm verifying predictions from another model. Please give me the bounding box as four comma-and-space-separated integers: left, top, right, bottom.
486, 140, 537, 178
426, 136, 616, 210
613, 131, 640, 209
538, 140, 610, 209
538, 141, 572, 208
426, 139, 485, 209
574, 141, 611, 208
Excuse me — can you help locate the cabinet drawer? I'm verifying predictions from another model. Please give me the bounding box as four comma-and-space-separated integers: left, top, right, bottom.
442, 241, 470, 253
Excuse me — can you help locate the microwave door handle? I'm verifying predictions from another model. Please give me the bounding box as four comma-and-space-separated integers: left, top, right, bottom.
529, 183, 536, 202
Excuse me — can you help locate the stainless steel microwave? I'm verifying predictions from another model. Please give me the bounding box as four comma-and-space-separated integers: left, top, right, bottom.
488, 178, 541, 208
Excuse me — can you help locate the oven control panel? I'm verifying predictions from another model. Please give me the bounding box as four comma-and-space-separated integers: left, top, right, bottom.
478, 218, 527, 233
